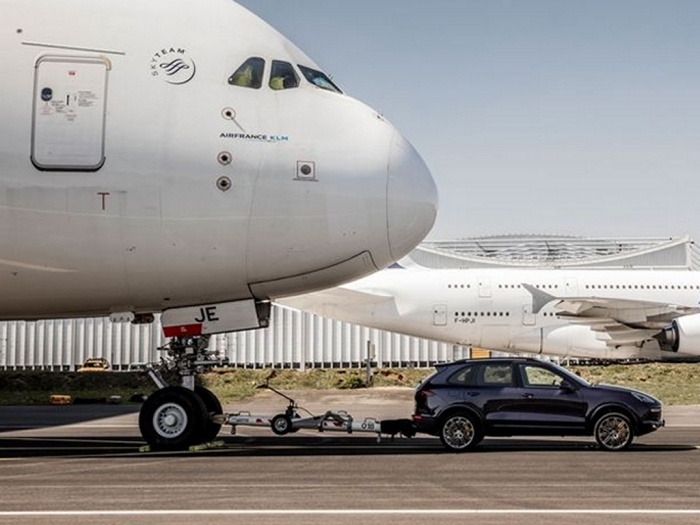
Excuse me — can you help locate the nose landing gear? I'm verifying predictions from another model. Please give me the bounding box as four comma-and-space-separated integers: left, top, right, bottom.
139, 335, 224, 450
137, 299, 271, 451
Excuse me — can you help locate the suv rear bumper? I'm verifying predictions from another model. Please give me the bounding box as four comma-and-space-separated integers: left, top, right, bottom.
411, 414, 439, 436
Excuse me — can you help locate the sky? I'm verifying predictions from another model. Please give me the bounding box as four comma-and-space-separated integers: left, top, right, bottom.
237, 0, 700, 242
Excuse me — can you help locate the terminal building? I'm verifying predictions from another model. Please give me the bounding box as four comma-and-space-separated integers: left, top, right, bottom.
413, 235, 699, 270
1, 235, 698, 370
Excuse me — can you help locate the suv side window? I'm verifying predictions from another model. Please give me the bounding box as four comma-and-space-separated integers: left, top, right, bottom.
478, 364, 513, 387
447, 364, 476, 386
520, 364, 565, 388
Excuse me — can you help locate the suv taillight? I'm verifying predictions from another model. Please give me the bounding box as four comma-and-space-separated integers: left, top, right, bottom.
415, 389, 435, 410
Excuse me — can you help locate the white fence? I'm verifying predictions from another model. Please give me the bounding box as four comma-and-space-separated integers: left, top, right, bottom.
0, 306, 465, 371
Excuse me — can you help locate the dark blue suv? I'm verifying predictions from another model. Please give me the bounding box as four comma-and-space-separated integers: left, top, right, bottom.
412, 358, 664, 451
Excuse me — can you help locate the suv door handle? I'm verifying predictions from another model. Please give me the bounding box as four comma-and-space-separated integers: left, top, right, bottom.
521, 393, 534, 399
466, 392, 480, 397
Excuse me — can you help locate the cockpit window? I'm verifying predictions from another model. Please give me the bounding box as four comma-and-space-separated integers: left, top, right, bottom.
228, 57, 265, 89
269, 60, 299, 90
298, 65, 342, 94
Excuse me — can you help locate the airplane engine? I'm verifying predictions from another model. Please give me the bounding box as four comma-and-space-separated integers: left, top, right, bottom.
513, 325, 658, 360
656, 313, 700, 356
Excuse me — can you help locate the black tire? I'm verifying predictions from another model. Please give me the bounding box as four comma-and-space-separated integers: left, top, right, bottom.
439, 411, 482, 452
594, 412, 634, 451
139, 386, 207, 450
271, 414, 293, 435
195, 386, 223, 442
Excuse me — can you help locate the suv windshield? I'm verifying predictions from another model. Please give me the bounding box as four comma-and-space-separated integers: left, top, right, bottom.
548, 361, 591, 387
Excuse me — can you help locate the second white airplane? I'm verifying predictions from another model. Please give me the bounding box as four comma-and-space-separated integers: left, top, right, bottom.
280, 267, 700, 360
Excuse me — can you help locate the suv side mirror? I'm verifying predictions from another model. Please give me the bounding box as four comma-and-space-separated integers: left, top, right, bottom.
560, 379, 577, 392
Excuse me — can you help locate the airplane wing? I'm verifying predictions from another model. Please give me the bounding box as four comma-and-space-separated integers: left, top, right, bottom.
555, 296, 698, 320
276, 285, 398, 319
562, 316, 663, 347
523, 283, 700, 348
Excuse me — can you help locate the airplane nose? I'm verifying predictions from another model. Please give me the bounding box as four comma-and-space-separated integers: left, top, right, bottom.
386, 133, 438, 261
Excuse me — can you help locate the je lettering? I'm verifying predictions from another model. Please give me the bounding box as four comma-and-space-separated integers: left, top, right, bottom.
194, 306, 219, 323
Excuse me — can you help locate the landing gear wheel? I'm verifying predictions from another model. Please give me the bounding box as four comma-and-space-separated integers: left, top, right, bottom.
195, 386, 223, 442
594, 412, 634, 451
439, 412, 482, 452
139, 386, 207, 450
271, 414, 293, 435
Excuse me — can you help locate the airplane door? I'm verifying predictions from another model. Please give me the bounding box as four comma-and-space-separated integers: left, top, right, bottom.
433, 304, 447, 326
32, 55, 109, 171
478, 277, 491, 298
522, 304, 535, 325
565, 278, 578, 296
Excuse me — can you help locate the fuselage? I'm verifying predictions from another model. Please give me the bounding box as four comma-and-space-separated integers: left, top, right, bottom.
0, 0, 437, 319
282, 268, 700, 360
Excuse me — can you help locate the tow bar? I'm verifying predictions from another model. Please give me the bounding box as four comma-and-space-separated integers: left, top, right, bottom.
218, 384, 415, 443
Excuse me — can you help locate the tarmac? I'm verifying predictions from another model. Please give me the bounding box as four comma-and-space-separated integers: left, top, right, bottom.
0, 387, 699, 525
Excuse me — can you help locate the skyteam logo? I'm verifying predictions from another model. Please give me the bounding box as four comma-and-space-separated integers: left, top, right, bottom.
151, 47, 196, 85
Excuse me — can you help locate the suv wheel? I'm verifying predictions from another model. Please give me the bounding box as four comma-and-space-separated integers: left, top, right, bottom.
439, 412, 482, 452
594, 412, 634, 451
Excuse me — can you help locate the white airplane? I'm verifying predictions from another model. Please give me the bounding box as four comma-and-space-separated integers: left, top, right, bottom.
0, 0, 437, 448
280, 266, 700, 362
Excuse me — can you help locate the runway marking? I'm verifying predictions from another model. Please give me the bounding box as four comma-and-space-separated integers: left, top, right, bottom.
0, 437, 138, 443
3, 509, 700, 516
